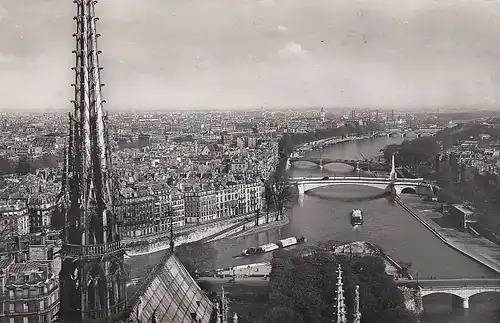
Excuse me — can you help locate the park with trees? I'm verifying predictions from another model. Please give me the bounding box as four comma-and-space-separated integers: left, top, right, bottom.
261, 246, 416, 323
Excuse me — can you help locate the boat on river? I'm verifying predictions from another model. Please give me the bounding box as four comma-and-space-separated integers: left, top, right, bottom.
351, 209, 363, 226
239, 236, 306, 257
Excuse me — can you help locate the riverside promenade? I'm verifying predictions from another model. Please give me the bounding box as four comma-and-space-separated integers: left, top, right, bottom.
398, 195, 500, 276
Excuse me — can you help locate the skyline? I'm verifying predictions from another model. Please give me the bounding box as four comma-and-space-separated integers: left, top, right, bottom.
0, 0, 500, 111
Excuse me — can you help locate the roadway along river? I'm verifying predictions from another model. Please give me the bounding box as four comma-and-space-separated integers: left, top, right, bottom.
128, 136, 500, 322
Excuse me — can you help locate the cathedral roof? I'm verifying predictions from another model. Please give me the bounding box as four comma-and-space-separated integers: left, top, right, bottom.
127, 252, 215, 323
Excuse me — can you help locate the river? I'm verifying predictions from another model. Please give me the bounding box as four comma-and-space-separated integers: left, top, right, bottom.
127, 136, 500, 322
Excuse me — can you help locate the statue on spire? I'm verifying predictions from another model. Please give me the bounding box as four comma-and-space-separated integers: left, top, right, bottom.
389, 153, 397, 181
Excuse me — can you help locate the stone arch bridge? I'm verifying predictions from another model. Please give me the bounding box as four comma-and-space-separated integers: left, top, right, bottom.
289, 176, 426, 196
288, 157, 387, 171
397, 278, 500, 309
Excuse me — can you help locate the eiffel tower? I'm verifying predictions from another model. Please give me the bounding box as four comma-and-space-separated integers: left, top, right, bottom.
58, 1, 126, 322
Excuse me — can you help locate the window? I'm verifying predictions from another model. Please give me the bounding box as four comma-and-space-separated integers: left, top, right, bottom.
9, 303, 14, 313
40, 300, 44, 310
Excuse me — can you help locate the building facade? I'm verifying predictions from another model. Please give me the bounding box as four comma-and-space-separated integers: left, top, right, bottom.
0, 200, 30, 236
115, 189, 155, 238
184, 190, 217, 224
0, 234, 61, 323
27, 197, 58, 234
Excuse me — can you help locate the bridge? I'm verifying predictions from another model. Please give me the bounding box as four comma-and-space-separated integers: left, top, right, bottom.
288, 157, 387, 170
289, 176, 425, 195
396, 278, 500, 309
383, 128, 444, 137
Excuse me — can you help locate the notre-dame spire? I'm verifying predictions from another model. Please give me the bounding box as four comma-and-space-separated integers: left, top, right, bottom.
59, 1, 126, 322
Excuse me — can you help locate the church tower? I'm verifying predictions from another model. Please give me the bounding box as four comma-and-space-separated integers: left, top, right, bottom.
59, 1, 126, 322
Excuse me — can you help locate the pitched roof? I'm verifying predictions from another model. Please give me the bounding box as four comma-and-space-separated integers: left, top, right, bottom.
128, 252, 214, 323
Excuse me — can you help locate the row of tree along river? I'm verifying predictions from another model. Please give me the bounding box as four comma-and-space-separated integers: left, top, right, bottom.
128, 135, 500, 322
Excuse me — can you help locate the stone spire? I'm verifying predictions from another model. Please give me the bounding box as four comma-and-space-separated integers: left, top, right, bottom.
335, 264, 347, 323
352, 285, 361, 323
59, 1, 126, 322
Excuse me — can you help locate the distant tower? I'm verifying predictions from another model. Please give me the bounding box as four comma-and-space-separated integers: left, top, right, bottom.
59, 1, 126, 322
389, 154, 397, 180
375, 109, 379, 123
335, 264, 347, 323
350, 109, 356, 119
352, 285, 361, 323
320, 107, 326, 124
391, 109, 395, 121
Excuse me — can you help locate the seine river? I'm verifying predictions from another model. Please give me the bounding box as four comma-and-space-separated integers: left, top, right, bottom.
129, 136, 500, 322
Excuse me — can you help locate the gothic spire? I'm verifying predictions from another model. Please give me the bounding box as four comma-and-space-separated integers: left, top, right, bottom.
67, 0, 115, 246
60, 2, 126, 321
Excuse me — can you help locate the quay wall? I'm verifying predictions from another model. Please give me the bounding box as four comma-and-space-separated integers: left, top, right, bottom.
124, 212, 283, 256
205, 212, 281, 242
124, 216, 246, 256
396, 197, 500, 275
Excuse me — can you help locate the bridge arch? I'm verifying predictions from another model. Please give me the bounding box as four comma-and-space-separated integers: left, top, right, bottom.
468, 290, 500, 300
298, 182, 392, 195
421, 289, 500, 309
400, 187, 417, 194
421, 291, 465, 299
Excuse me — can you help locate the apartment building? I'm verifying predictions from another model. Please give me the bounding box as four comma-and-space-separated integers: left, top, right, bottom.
0, 235, 60, 323
0, 200, 30, 236
114, 188, 155, 238
27, 197, 58, 233
151, 186, 186, 232
184, 189, 217, 224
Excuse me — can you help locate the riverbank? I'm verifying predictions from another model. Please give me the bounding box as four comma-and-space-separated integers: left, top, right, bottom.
397, 194, 500, 276
125, 213, 256, 256
227, 213, 290, 240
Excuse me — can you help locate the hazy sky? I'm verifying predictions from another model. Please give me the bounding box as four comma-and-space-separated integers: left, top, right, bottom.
0, 0, 499, 111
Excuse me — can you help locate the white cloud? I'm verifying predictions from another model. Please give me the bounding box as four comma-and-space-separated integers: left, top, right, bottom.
279, 42, 309, 56
0, 4, 8, 21
277, 25, 288, 32
0, 53, 16, 64
259, 0, 275, 7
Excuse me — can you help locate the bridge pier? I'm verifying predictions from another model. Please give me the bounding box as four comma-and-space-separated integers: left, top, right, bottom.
461, 297, 469, 309
297, 183, 305, 196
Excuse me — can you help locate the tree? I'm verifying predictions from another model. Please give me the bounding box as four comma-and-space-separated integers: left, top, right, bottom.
268, 158, 297, 220
264, 183, 274, 223
175, 240, 218, 277
263, 249, 416, 323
